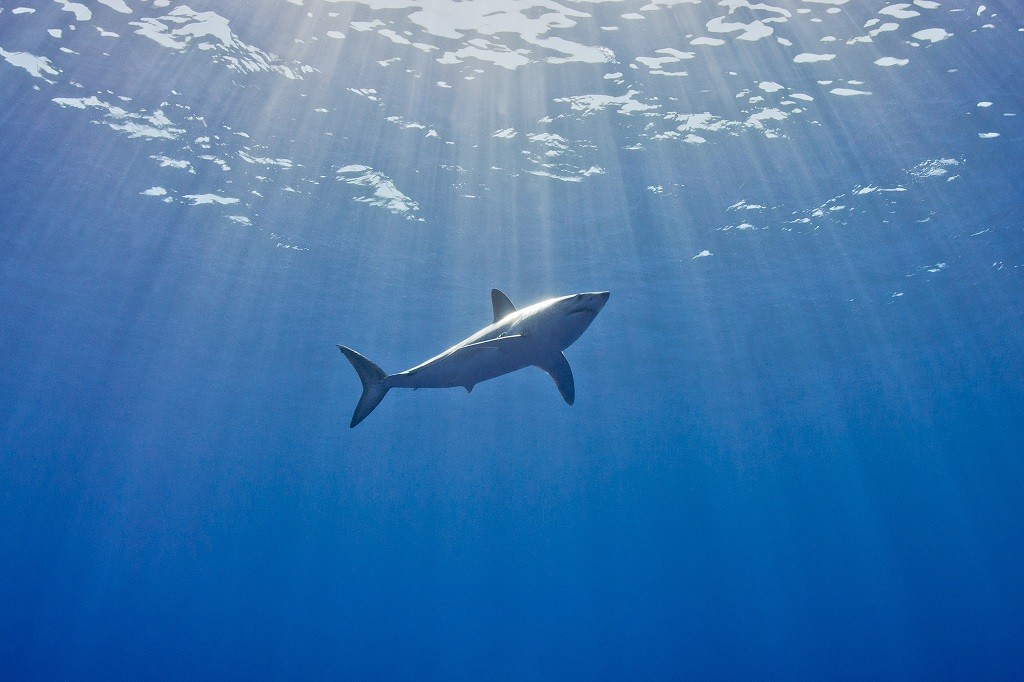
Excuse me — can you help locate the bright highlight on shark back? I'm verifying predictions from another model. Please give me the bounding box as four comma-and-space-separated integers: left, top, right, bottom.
337, 289, 610, 427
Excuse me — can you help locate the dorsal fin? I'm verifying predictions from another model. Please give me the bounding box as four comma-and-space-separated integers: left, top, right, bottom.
491, 289, 516, 323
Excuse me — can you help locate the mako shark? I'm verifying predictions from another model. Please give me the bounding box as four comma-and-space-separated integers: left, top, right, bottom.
337, 289, 610, 427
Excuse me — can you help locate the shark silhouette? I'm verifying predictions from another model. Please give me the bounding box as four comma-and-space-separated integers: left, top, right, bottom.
337, 289, 610, 427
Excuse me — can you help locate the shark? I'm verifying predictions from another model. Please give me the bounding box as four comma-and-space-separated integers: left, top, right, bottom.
337, 289, 610, 427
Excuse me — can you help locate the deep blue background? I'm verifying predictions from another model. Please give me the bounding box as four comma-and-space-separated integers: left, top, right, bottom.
3, 1, 1024, 678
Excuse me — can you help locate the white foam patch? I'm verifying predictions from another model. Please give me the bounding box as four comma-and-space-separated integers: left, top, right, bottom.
336, 164, 421, 219
909, 158, 959, 177
339, 1, 616, 70
977, 102, 992, 108
912, 28, 952, 43
350, 20, 384, 32
183, 193, 239, 205
151, 155, 193, 171
745, 108, 788, 136
691, 37, 725, 46
55, 0, 91, 21
554, 90, 658, 115
199, 155, 231, 172
636, 47, 694, 74
853, 185, 906, 195
759, 81, 784, 92
527, 132, 568, 149
349, 87, 378, 101
98, 0, 132, 13
228, 215, 252, 226
692, 250, 712, 259
51, 95, 185, 139
869, 22, 899, 37
238, 150, 294, 168
658, 106, 790, 141
141, 186, 167, 196
831, 88, 872, 96
130, 6, 308, 79
641, 0, 701, 8
437, 39, 530, 70
875, 57, 909, 66
0, 48, 60, 82
879, 4, 919, 19
706, 16, 775, 42
794, 53, 835, 63
526, 167, 604, 183
12, 7, 35, 14
669, 112, 736, 134
979, 132, 1000, 138
520, 133, 605, 181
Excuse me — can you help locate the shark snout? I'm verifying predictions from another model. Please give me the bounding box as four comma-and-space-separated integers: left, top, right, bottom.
570, 291, 610, 315
587, 291, 610, 312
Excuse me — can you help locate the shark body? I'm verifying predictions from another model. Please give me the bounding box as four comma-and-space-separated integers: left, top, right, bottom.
337, 289, 610, 427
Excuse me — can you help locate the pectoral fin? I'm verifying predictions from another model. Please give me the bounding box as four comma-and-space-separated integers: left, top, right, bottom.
538, 352, 575, 405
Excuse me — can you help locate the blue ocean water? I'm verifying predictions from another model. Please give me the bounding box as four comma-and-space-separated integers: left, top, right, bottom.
2, 0, 1023, 677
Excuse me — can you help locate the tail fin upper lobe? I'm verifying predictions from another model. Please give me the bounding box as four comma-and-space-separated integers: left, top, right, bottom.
337, 345, 389, 427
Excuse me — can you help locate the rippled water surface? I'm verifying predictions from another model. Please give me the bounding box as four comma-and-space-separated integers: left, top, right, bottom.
2, 0, 1023, 677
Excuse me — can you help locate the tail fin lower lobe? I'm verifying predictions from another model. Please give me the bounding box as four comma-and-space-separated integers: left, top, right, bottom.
337, 345, 389, 427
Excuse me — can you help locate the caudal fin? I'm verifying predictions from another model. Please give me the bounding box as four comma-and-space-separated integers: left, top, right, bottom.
337, 345, 389, 427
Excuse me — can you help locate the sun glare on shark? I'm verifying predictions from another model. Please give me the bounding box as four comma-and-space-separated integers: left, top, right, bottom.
337, 289, 610, 427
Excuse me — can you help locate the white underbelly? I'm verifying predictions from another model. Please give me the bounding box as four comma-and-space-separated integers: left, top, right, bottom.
395, 346, 532, 389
